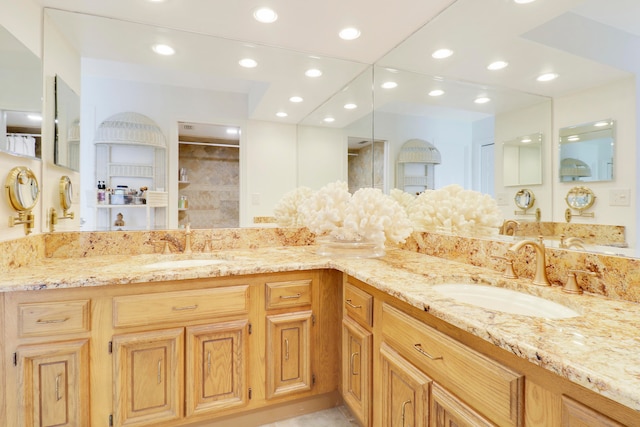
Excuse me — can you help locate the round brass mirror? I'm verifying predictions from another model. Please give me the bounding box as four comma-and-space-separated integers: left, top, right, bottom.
59, 176, 73, 211
5, 166, 40, 212
565, 186, 595, 211
514, 189, 535, 210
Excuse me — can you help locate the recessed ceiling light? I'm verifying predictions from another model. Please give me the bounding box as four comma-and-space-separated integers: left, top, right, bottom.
521, 137, 532, 143
339, 27, 361, 40
276, 112, 288, 118
289, 96, 303, 103
428, 89, 444, 97
474, 97, 491, 104
344, 103, 357, 110
226, 128, 239, 135
514, 0, 535, 4
432, 48, 453, 59
239, 58, 258, 68
152, 44, 175, 56
487, 61, 509, 70
537, 72, 558, 82
253, 7, 278, 23
148, 0, 166, 3
305, 69, 322, 78
323, 117, 335, 123
27, 114, 42, 121
381, 81, 398, 89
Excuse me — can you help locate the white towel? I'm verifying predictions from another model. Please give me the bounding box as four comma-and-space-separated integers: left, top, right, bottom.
25, 136, 35, 157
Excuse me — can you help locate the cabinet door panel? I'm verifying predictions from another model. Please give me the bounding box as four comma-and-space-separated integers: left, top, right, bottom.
342, 317, 372, 427
431, 382, 494, 427
113, 328, 183, 427
380, 343, 431, 427
561, 395, 624, 427
18, 339, 90, 427
186, 320, 248, 416
266, 311, 312, 399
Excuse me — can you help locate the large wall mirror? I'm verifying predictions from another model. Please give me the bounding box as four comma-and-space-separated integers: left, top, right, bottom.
559, 119, 614, 182
503, 133, 543, 187
32, 0, 639, 256
0, 25, 42, 159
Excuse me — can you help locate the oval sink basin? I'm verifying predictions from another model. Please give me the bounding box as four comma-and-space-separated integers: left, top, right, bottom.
432, 284, 580, 319
143, 259, 227, 269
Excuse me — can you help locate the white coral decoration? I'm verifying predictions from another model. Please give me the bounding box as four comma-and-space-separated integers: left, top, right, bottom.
343, 188, 413, 244
298, 181, 352, 237
407, 184, 503, 233
274, 186, 314, 227
390, 188, 416, 211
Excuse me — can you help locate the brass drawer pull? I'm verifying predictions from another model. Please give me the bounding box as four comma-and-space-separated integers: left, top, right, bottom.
36, 318, 69, 324
345, 299, 362, 309
402, 399, 412, 427
284, 338, 290, 361
414, 343, 443, 360
280, 293, 301, 300
172, 304, 198, 311
55, 374, 62, 401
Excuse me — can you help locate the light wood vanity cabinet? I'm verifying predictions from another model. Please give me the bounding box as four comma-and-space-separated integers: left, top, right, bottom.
2, 269, 342, 427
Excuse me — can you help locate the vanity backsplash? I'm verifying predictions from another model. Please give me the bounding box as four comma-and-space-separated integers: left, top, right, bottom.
2, 228, 639, 304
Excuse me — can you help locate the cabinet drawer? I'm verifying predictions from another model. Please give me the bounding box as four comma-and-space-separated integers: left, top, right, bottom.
113, 285, 249, 328
381, 303, 523, 427
19, 300, 91, 337
265, 279, 312, 310
344, 282, 373, 327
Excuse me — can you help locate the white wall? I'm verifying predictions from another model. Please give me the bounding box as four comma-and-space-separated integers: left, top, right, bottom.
553, 77, 637, 248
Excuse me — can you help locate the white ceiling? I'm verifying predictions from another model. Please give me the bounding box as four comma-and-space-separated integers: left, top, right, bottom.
37, 0, 638, 133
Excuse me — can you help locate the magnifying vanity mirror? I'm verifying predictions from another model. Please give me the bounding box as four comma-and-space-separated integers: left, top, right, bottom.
49, 175, 75, 232
503, 133, 542, 186
5, 166, 39, 235
565, 186, 596, 223
513, 188, 541, 222
559, 119, 614, 182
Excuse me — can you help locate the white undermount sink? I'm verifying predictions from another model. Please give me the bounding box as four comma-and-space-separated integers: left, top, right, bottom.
432, 283, 580, 319
143, 259, 228, 269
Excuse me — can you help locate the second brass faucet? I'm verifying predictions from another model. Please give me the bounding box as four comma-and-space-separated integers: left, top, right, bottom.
508, 237, 550, 286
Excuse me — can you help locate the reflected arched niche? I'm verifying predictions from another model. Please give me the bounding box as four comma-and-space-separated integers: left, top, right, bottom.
396, 138, 441, 194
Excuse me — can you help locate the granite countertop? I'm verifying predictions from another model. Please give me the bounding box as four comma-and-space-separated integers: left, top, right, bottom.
3, 245, 640, 413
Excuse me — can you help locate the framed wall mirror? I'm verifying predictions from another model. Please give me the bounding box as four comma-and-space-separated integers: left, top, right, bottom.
559, 119, 614, 182
502, 133, 542, 187
54, 75, 81, 171
0, 25, 42, 159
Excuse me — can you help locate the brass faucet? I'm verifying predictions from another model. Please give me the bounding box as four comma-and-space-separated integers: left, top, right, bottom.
559, 234, 585, 250
508, 236, 550, 286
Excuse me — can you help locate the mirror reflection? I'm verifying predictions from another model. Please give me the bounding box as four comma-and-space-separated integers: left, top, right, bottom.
0, 25, 42, 159
503, 133, 542, 187
559, 119, 614, 182
54, 75, 80, 171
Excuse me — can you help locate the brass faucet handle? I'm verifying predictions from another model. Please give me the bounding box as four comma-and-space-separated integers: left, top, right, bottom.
150, 240, 172, 254
491, 255, 518, 279
563, 269, 597, 294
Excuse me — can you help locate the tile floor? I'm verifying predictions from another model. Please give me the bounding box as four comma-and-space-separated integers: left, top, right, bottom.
258, 406, 358, 427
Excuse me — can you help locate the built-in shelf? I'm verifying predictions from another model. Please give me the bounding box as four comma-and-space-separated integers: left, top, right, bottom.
178, 180, 190, 185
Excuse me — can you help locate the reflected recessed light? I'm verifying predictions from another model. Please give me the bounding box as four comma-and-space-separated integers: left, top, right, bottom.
344, 103, 357, 110
432, 48, 453, 59
276, 112, 288, 118
568, 135, 580, 141
148, 0, 166, 3
305, 68, 322, 78
594, 121, 610, 127
429, 89, 444, 97
339, 27, 361, 40
381, 81, 398, 89
537, 72, 558, 82
487, 61, 509, 70
289, 96, 303, 103
514, 0, 535, 4
323, 117, 335, 123
152, 44, 175, 56
474, 97, 491, 104
239, 58, 258, 68
226, 128, 239, 135
521, 137, 532, 143
27, 114, 42, 121
253, 7, 278, 23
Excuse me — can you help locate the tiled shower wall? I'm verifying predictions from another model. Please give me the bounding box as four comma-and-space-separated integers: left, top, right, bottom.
348, 141, 385, 193
178, 143, 239, 229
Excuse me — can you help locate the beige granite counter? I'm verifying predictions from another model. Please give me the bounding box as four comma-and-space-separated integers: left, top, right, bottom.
2, 244, 639, 415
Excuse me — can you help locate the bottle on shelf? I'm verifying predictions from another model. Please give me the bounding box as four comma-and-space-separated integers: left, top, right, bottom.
179, 195, 189, 209
97, 181, 106, 204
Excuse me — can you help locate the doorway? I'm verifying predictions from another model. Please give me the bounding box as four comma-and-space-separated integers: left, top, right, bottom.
178, 122, 240, 228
